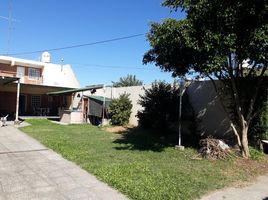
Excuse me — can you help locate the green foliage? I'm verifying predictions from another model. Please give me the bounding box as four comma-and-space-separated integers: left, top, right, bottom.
109, 94, 132, 126
20, 119, 268, 200
137, 81, 179, 129
137, 80, 195, 136
249, 146, 264, 161
144, 0, 268, 157
112, 74, 143, 87
249, 89, 268, 143
144, 0, 268, 76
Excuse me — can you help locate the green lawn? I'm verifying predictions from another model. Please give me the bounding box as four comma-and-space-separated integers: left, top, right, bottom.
20, 119, 268, 200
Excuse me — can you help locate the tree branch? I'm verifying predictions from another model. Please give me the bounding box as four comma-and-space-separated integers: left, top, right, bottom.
231, 122, 242, 147
246, 65, 268, 122
207, 74, 240, 141
246, 62, 257, 77
227, 55, 245, 129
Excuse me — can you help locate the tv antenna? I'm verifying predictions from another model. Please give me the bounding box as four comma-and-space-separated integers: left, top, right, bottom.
0, 0, 20, 55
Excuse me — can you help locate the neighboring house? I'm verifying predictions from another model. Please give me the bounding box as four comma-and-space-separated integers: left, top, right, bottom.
0, 52, 80, 122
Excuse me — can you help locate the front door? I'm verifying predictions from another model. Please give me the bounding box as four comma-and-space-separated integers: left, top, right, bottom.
19, 95, 26, 115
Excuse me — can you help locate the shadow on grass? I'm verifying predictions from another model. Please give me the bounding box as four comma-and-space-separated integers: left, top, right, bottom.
113, 127, 180, 152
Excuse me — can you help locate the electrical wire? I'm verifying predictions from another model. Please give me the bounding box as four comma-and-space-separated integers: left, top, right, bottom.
70, 62, 156, 71
9, 33, 145, 56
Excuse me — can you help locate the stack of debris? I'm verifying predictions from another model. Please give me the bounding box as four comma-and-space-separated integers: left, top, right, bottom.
199, 137, 230, 160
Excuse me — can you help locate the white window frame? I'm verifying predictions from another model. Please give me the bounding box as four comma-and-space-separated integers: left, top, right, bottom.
28, 68, 40, 80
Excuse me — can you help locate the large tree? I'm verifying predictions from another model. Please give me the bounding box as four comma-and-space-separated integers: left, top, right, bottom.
143, 0, 268, 158
112, 74, 143, 87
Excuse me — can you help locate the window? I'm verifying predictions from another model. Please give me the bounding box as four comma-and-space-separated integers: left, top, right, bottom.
28, 68, 40, 80
31, 95, 41, 108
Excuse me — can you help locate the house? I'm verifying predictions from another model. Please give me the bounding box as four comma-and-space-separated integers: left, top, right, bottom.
0, 52, 80, 123
47, 85, 104, 124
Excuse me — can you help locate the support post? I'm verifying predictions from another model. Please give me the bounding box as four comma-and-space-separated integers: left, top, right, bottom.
175, 80, 185, 150
178, 94, 182, 146
71, 93, 74, 110
14, 78, 20, 124
102, 85, 107, 125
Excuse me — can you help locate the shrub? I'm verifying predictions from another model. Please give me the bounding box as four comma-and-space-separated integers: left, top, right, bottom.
137, 81, 177, 130
247, 78, 268, 146
109, 94, 132, 126
137, 80, 195, 129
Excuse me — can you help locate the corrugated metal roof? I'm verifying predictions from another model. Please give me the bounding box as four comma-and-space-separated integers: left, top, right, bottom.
47, 84, 104, 95
87, 95, 112, 102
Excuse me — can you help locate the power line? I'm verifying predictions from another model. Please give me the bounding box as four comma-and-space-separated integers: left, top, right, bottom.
9, 33, 145, 56
71, 62, 156, 71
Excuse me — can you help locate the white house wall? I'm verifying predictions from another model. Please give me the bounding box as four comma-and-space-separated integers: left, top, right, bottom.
42, 64, 80, 88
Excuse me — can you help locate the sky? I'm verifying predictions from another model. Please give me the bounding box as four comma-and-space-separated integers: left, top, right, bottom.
0, 0, 185, 87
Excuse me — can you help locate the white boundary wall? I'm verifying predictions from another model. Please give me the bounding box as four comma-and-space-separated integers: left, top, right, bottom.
83, 82, 232, 137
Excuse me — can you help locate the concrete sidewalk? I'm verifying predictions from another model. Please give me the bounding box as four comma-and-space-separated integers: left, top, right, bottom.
201, 174, 268, 200
0, 124, 127, 200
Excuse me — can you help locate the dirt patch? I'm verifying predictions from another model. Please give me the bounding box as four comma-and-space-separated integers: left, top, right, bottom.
104, 126, 133, 134
234, 157, 268, 176
227, 156, 268, 188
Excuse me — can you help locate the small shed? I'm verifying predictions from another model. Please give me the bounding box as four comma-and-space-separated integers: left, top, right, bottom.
84, 95, 112, 125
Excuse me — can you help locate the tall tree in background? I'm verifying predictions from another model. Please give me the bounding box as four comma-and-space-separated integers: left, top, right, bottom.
143, 0, 268, 158
112, 74, 143, 87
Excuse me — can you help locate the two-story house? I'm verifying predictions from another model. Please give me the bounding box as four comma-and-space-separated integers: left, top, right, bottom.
0, 52, 80, 122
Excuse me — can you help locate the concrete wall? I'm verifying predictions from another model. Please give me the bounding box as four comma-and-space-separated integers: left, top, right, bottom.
187, 81, 232, 137
81, 82, 232, 137
59, 110, 83, 124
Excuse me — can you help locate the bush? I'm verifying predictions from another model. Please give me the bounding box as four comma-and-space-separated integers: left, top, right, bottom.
137, 81, 177, 130
109, 94, 132, 126
249, 146, 264, 161
247, 78, 268, 146
137, 81, 194, 129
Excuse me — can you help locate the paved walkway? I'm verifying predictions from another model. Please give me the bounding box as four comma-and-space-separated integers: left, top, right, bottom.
201, 174, 268, 200
0, 123, 127, 200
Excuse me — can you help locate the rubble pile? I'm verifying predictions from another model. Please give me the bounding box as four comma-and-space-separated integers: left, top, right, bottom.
199, 137, 230, 160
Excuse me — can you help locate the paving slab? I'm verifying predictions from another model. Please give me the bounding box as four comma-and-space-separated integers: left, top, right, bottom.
0, 124, 128, 200
201, 174, 268, 200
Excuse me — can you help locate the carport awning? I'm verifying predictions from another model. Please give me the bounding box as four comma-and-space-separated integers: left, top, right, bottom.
46, 84, 104, 95
0, 76, 19, 85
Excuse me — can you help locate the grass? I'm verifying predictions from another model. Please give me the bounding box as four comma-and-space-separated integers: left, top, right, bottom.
20, 119, 268, 200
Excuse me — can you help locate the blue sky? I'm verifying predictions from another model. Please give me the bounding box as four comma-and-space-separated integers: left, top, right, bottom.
0, 0, 185, 87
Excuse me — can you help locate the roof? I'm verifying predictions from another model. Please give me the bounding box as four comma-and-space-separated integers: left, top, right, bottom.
0, 76, 19, 85
47, 84, 104, 95
0, 56, 45, 68
87, 95, 112, 102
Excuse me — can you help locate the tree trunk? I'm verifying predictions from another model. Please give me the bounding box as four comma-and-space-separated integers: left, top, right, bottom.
240, 120, 250, 158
